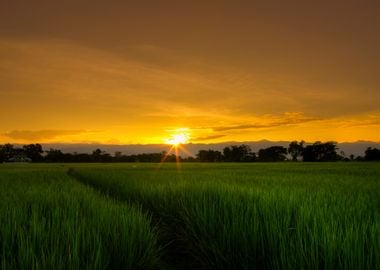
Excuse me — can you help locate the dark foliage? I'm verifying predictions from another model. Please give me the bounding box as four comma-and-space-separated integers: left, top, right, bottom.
23, 144, 44, 162
0, 141, 372, 163
197, 150, 223, 162
258, 146, 287, 162
302, 141, 340, 162
288, 141, 304, 161
364, 147, 380, 161
223, 145, 255, 162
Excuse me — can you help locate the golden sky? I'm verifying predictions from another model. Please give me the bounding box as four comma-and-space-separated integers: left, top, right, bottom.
0, 0, 379, 144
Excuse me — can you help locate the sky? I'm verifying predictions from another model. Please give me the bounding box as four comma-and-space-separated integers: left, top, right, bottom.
0, 0, 379, 144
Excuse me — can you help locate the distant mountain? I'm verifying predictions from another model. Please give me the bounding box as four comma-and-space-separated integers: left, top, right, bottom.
37, 140, 380, 158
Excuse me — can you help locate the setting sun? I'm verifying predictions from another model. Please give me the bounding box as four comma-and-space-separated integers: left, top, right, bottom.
165, 133, 189, 146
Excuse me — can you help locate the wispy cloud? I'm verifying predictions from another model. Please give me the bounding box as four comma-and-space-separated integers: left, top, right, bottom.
212, 112, 321, 132
2, 130, 87, 141
213, 124, 269, 132
0, 38, 379, 143
192, 134, 227, 142
337, 115, 380, 128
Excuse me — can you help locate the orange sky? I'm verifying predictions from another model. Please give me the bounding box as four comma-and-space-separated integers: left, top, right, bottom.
0, 0, 379, 144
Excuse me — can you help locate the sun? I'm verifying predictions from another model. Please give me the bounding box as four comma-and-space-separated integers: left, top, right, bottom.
165, 133, 188, 146
160, 131, 193, 168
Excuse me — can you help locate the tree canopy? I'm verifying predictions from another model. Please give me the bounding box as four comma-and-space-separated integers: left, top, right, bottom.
0, 142, 377, 163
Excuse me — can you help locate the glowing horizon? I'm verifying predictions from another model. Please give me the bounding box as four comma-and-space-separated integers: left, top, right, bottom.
0, 1, 379, 144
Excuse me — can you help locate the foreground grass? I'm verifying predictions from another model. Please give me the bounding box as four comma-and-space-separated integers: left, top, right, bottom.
0, 166, 160, 270
0, 163, 379, 269
71, 163, 380, 270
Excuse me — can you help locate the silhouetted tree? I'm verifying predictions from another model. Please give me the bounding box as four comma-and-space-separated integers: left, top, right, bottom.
90, 149, 112, 162
92, 149, 103, 161
2, 142, 376, 163
0, 145, 4, 163
223, 145, 254, 162
355, 155, 364, 161
114, 151, 123, 159
73, 153, 91, 162
196, 150, 223, 162
364, 147, 380, 161
0, 146, 3, 163
135, 153, 164, 162
0, 144, 15, 162
288, 140, 304, 161
184, 156, 197, 162
23, 144, 43, 162
302, 141, 339, 161
45, 149, 65, 162
258, 146, 287, 162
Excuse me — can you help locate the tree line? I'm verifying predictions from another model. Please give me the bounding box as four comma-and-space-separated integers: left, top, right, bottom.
198, 142, 380, 162
0, 142, 379, 163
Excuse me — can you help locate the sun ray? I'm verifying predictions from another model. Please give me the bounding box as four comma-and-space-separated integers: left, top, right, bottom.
155, 145, 175, 171
176, 144, 193, 157
154, 130, 191, 175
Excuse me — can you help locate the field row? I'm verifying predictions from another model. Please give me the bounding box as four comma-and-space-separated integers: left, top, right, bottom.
0, 167, 160, 270
71, 163, 379, 270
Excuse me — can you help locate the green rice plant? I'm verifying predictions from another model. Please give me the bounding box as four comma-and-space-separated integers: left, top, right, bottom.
71, 162, 380, 269
0, 167, 161, 270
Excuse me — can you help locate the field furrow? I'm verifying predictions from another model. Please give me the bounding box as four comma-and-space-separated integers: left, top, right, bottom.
68, 163, 380, 270
0, 165, 161, 270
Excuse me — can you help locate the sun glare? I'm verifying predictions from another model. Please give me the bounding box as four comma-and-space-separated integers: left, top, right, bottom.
165, 133, 188, 146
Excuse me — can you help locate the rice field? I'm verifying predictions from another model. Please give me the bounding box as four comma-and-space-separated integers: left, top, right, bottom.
0, 166, 160, 270
1, 163, 379, 269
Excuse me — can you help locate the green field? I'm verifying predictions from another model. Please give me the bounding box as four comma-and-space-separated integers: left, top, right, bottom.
0, 163, 379, 269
